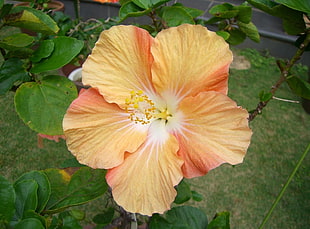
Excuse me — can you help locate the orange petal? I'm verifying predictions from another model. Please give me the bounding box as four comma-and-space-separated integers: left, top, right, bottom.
151, 24, 232, 97
63, 88, 148, 169
175, 91, 252, 178
82, 25, 154, 106
106, 123, 183, 216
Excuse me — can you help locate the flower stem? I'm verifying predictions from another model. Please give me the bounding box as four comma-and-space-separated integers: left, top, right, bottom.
248, 30, 310, 122
131, 213, 138, 229
258, 142, 310, 229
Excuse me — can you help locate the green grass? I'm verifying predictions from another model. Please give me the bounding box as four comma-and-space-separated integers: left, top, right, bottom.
0, 48, 309, 228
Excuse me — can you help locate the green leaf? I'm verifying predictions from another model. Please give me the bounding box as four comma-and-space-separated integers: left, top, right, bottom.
15, 171, 51, 213
14, 75, 77, 135
149, 214, 172, 229
246, 0, 281, 13
5, 6, 59, 34
23, 210, 47, 228
92, 207, 114, 226
275, 0, 310, 14
13, 179, 38, 220
30, 37, 83, 73
119, 1, 151, 21
227, 29, 246, 45
259, 90, 273, 102
207, 211, 230, 229
191, 190, 203, 202
43, 167, 108, 213
205, 16, 224, 24
209, 3, 239, 18
132, 0, 170, 9
14, 218, 44, 229
0, 4, 13, 19
287, 75, 310, 99
62, 215, 82, 229
150, 206, 208, 229
0, 33, 34, 50
0, 0, 3, 10
172, 3, 204, 18
174, 179, 191, 204
234, 5, 252, 23
0, 175, 15, 224
216, 31, 230, 40
295, 34, 310, 51
69, 209, 85, 221
246, 0, 305, 35
161, 6, 195, 27
0, 58, 31, 95
30, 39, 55, 63
237, 21, 260, 42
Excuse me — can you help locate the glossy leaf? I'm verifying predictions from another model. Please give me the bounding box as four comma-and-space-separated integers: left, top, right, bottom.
173, 3, 203, 18
275, 0, 310, 14
62, 215, 82, 229
205, 16, 224, 24
119, 1, 151, 21
69, 209, 85, 221
237, 21, 260, 42
0, 175, 15, 224
43, 167, 108, 213
14, 75, 78, 135
150, 206, 208, 229
30, 40, 55, 63
149, 214, 172, 229
259, 90, 273, 102
0, 33, 34, 50
132, 0, 170, 9
227, 28, 246, 45
14, 218, 44, 229
92, 207, 114, 226
191, 190, 203, 202
207, 211, 230, 229
30, 37, 83, 73
5, 6, 59, 34
0, 4, 13, 19
295, 34, 310, 51
161, 6, 194, 27
15, 171, 51, 213
174, 179, 191, 204
216, 31, 230, 40
246, 0, 305, 35
234, 5, 252, 23
0, 58, 30, 95
287, 75, 310, 99
209, 3, 239, 18
23, 210, 47, 228
13, 179, 38, 220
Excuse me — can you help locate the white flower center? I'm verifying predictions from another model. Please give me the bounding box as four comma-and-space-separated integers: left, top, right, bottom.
125, 90, 173, 125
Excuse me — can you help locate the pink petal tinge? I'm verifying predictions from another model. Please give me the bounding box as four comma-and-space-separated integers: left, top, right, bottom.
106, 124, 183, 216
151, 24, 232, 98
63, 88, 148, 169
82, 25, 154, 107
176, 91, 252, 178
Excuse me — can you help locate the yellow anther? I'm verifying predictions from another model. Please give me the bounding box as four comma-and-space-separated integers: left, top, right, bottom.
125, 98, 131, 104
154, 110, 171, 120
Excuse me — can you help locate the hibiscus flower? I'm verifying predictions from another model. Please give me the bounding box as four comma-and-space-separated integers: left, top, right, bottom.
63, 24, 252, 216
